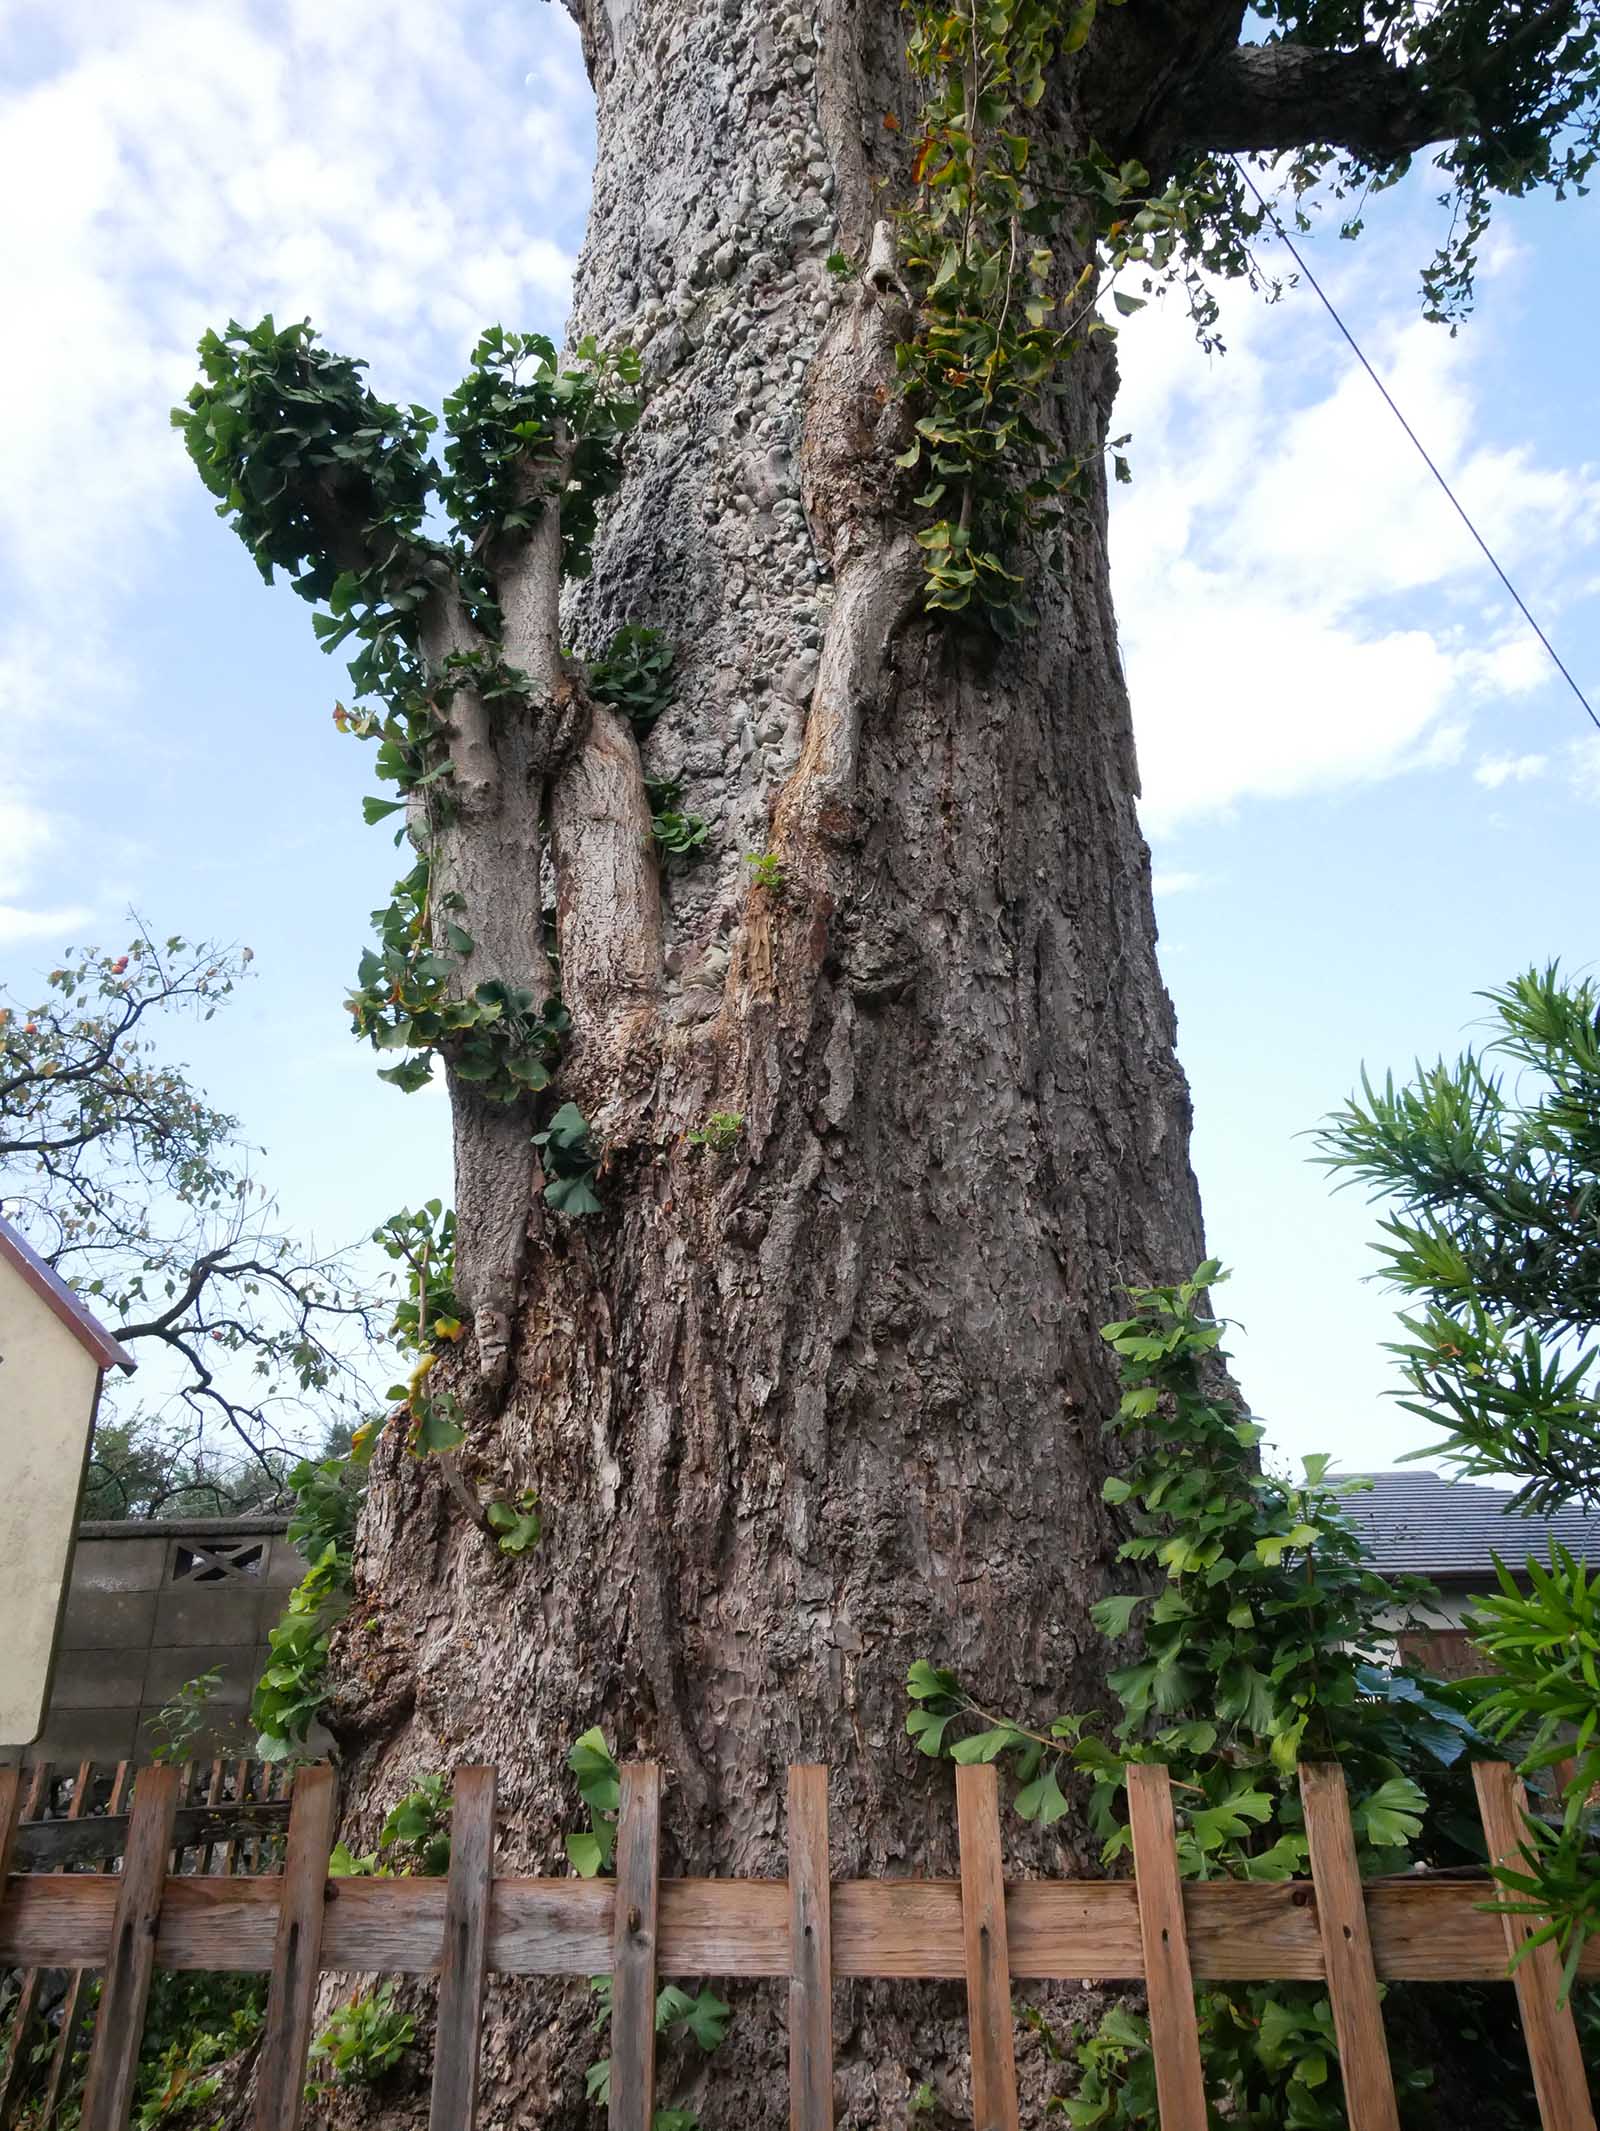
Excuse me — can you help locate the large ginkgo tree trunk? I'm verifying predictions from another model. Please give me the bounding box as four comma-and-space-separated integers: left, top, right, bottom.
238, 0, 1581, 2118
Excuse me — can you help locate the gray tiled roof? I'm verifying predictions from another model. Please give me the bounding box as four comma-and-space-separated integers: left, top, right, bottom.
1339, 1468, 1599, 1580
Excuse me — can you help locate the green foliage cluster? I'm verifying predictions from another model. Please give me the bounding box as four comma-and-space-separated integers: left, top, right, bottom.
1317, 966, 1600, 1517
132, 2005, 265, 2128
686, 1112, 744, 1154
1471, 1548, 1600, 1996
439, 327, 641, 574
1320, 963, 1600, 1997
148, 1669, 225, 1765
583, 632, 708, 870
890, 0, 1600, 624
175, 318, 636, 1198
893, 0, 1203, 628
1237, 0, 1598, 322
646, 777, 711, 866
346, 859, 573, 1106
251, 1432, 372, 1759
2, 1971, 267, 2130
131, 1979, 266, 2130
305, 1982, 415, 2100
534, 1102, 605, 1217
329, 1772, 454, 1879
176, 315, 434, 589
584, 624, 676, 736
373, 1199, 472, 1453
909, 1264, 1485, 2124
585, 1978, 732, 2131
486, 1488, 544, 1555
376, 1201, 462, 1347
564, 1727, 623, 1878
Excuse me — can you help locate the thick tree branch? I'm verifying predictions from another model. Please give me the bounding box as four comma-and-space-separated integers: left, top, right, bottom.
1117, 0, 1583, 170
1169, 40, 1471, 160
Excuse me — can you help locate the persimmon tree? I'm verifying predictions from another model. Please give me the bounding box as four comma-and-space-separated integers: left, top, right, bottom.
0, 931, 378, 1502
177, 0, 1598, 2117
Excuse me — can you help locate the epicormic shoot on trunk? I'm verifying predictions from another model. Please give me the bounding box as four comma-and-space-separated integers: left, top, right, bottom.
174, 316, 659, 1384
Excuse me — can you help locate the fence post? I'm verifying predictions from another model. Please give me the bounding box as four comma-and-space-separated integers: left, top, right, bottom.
0, 1765, 22, 1890
429, 1766, 497, 2131
787, 1765, 834, 2131
80, 1763, 182, 2131
251, 1763, 340, 2131
1473, 1760, 1597, 2131
955, 1764, 1020, 2131
1299, 1764, 1400, 2131
609, 1763, 662, 2131
1126, 1764, 1207, 2131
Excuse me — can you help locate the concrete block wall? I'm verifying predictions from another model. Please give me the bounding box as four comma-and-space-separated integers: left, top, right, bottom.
20, 1517, 308, 1765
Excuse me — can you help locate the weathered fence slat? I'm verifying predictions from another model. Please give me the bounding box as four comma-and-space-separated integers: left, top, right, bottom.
0, 1762, 69, 2123
0, 1775, 42, 2120
172, 1762, 195, 1874
955, 1764, 1020, 2131
609, 1762, 662, 2131
251, 1763, 339, 2131
429, 1765, 497, 2131
1127, 1764, 1207, 2131
13, 1800, 293, 1872
787, 1765, 833, 2131
79, 1763, 182, 2131
1299, 1763, 1401, 2131
42, 1764, 134, 2127
223, 1756, 251, 1877
1473, 1760, 1597, 2131
0, 1764, 24, 1888
197, 1756, 226, 1879
0, 1762, 28, 2116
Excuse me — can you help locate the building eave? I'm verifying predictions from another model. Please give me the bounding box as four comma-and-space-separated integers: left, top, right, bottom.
0, 1215, 137, 1374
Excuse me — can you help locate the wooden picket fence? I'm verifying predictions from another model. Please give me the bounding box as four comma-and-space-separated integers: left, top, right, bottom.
0, 1757, 1595, 2131
0, 1758, 286, 2127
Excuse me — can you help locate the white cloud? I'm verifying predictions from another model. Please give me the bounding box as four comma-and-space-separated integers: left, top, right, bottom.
1474, 752, 1547, 788
0, 795, 95, 949
0, 1, 587, 611
0, 0, 590, 930
1112, 258, 1600, 835
0, 796, 55, 902
0, 905, 97, 950
1572, 734, 1600, 801
1151, 870, 1208, 897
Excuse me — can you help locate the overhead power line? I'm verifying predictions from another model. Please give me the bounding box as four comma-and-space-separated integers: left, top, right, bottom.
1231, 157, 1600, 737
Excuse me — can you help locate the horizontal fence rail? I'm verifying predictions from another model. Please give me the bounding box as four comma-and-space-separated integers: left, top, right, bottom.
1, 1758, 1594, 2131
0, 1757, 285, 2129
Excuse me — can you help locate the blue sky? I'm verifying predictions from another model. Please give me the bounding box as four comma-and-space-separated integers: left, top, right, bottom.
1, 0, 1595, 1475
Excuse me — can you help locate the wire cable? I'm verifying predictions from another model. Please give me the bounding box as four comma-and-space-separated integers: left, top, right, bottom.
1231, 157, 1600, 735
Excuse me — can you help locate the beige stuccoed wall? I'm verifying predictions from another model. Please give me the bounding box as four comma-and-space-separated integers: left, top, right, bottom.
0, 1254, 102, 1747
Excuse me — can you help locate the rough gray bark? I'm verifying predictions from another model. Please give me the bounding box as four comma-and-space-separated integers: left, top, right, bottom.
324, 0, 1210, 2121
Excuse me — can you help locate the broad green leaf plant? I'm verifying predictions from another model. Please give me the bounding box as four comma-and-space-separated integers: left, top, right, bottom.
909, 1264, 1482, 2125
